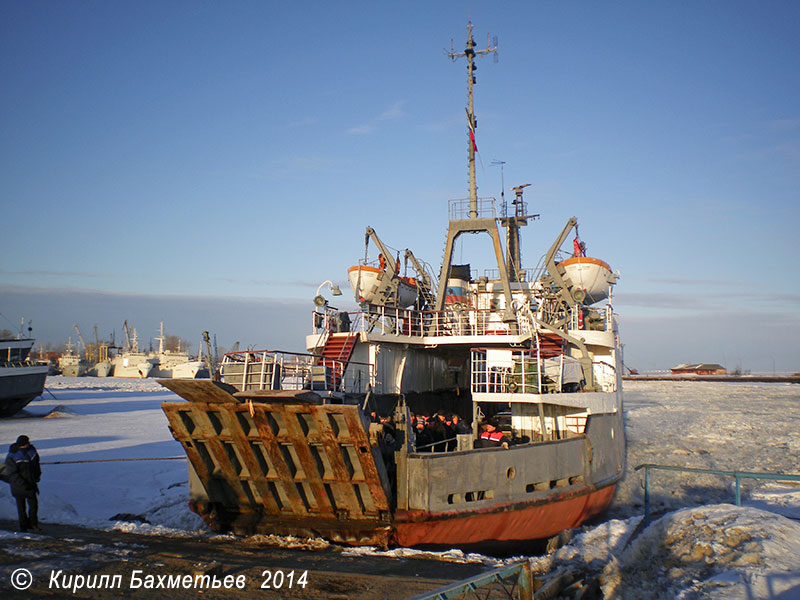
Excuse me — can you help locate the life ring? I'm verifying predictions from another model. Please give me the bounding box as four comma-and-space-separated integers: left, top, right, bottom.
508, 380, 518, 393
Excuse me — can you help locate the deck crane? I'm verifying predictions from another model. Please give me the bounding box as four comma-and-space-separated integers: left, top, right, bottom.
403, 249, 438, 310
365, 226, 400, 278
71, 323, 92, 361
122, 320, 132, 352
356, 226, 407, 308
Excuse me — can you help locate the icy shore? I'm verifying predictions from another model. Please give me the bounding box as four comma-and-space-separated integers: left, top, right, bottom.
0, 377, 798, 598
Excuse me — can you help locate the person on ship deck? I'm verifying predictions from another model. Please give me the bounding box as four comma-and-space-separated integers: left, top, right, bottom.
475, 419, 511, 449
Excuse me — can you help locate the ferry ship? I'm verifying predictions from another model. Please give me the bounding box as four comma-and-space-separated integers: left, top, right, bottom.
160, 23, 625, 550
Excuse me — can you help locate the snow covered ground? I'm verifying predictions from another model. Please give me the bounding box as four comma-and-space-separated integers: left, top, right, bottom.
1, 377, 798, 598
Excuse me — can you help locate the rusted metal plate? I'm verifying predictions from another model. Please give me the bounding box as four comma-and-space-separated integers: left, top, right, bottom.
162, 384, 392, 540
158, 379, 238, 403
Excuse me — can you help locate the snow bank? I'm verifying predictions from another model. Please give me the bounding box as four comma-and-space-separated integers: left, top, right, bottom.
1, 377, 798, 600
600, 505, 800, 599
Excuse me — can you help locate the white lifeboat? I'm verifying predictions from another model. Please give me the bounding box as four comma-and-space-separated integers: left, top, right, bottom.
558, 256, 615, 304
347, 265, 418, 308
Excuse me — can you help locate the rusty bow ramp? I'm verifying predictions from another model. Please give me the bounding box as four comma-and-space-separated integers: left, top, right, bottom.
160, 380, 393, 546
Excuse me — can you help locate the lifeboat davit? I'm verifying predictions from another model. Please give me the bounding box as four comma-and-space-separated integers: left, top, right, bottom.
558, 256, 615, 304
347, 265, 418, 308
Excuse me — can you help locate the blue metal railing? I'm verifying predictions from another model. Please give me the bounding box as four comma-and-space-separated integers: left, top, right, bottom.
635, 463, 800, 526
406, 560, 534, 600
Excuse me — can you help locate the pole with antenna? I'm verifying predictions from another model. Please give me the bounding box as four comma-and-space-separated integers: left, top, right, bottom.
491, 159, 506, 217
449, 21, 497, 219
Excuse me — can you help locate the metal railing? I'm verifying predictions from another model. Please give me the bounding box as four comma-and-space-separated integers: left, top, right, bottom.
406, 562, 586, 600
355, 304, 533, 339
568, 304, 614, 332
449, 196, 498, 221
407, 560, 535, 600
483, 267, 538, 282
311, 303, 616, 345
635, 463, 800, 526
470, 350, 596, 396
219, 350, 374, 395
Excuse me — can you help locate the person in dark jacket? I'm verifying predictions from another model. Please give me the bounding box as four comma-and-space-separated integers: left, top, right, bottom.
4, 435, 41, 532
475, 419, 511, 449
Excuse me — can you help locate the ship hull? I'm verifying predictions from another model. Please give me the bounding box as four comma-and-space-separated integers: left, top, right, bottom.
393, 483, 615, 548
0, 366, 48, 417
60, 362, 89, 377
152, 360, 204, 379
160, 380, 624, 550
113, 355, 155, 378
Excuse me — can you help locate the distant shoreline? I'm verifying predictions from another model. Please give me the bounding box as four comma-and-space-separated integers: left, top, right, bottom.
623, 375, 800, 384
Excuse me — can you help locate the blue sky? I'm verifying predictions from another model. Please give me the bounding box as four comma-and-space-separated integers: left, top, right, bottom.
1, 1, 799, 372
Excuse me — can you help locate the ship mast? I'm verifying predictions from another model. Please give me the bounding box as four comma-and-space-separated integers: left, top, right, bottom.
436, 23, 518, 322
448, 21, 497, 218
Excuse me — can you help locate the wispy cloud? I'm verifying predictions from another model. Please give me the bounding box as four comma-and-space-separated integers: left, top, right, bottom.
615, 289, 800, 312
217, 277, 347, 290
647, 277, 746, 288
0, 269, 110, 279
347, 100, 406, 135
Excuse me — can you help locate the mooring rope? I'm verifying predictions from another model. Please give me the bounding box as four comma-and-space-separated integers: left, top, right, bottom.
40, 456, 187, 465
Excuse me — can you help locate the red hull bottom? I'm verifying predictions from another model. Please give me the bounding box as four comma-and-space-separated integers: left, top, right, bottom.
392, 484, 616, 548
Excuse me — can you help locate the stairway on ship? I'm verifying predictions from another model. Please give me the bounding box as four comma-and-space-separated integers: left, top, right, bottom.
537, 332, 565, 358
317, 333, 359, 390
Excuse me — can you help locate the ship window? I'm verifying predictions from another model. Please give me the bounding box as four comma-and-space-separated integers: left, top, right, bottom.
569, 475, 584, 485
526, 482, 549, 493
506, 467, 516, 480
447, 493, 461, 504
464, 489, 494, 502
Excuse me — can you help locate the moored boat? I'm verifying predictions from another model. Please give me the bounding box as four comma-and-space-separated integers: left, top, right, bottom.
149, 322, 205, 379
160, 23, 625, 550
113, 323, 156, 378
1, 335, 48, 417
57, 338, 90, 377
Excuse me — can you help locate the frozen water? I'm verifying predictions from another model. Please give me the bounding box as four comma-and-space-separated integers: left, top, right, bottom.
0, 376, 798, 599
